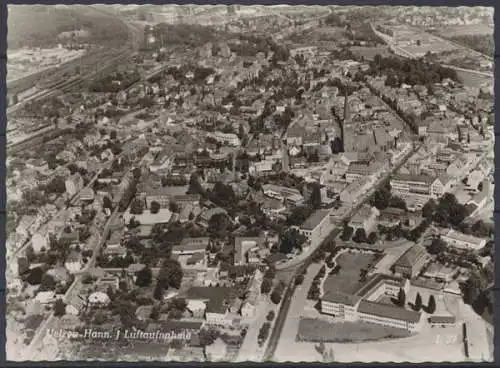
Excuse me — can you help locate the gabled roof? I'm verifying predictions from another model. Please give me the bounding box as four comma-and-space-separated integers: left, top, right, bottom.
358, 300, 422, 323
394, 244, 429, 269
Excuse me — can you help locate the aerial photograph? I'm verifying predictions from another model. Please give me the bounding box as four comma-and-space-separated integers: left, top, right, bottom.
5, 4, 494, 363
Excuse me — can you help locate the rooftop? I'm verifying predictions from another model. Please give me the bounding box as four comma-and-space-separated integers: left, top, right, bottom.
394, 244, 429, 269
358, 300, 422, 323
300, 209, 330, 231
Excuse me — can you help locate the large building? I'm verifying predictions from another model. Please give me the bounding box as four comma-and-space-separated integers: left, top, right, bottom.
299, 209, 331, 246
393, 244, 431, 278
262, 184, 304, 205
390, 174, 447, 199
321, 273, 422, 332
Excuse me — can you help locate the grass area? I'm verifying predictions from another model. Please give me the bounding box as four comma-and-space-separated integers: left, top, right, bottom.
323, 252, 378, 295
297, 318, 411, 343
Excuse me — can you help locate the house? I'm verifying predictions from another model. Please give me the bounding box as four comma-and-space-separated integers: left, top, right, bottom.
64, 251, 84, 274
199, 207, 228, 227
339, 176, 371, 203
299, 209, 331, 246
135, 305, 154, 321
350, 205, 380, 233
210, 132, 241, 147
440, 230, 487, 251
393, 244, 431, 278
185, 286, 235, 326
88, 291, 111, 307
378, 207, 406, 227
35, 291, 56, 304
205, 337, 228, 362
234, 237, 267, 265
31, 232, 49, 253
172, 237, 210, 255
186, 300, 206, 318
65, 173, 84, 197
79, 187, 95, 202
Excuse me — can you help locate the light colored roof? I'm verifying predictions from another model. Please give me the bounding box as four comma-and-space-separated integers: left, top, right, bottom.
394, 244, 429, 269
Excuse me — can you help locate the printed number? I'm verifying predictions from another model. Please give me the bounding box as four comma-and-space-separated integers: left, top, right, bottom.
436, 335, 457, 344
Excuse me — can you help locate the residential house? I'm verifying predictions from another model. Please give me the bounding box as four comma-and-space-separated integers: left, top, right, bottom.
185, 286, 235, 326
262, 184, 304, 205
339, 177, 372, 204
64, 251, 84, 274
173, 237, 210, 255
350, 205, 380, 233
390, 174, 445, 199
234, 237, 267, 266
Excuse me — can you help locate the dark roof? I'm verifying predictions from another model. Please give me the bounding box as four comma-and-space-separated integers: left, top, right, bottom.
322, 291, 361, 306
185, 286, 235, 314
428, 315, 456, 324
394, 244, 429, 269
358, 300, 422, 323
300, 209, 330, 231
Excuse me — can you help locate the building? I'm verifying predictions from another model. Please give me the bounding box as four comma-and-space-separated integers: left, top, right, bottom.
440, 230, 487, 251
234, 237, 267, 266
393, 244, 431, 278
390, 174, 444, 199
299, 209, 331, 246
172, 237, 210, 255
210, 132, 241, 147
339, 176, 372, 203
79, 187, 95, 202
262, 184, 304, 205
185, 286, 235, 326
65, 173, 84, 197
428, 315, 456, 327
321, 273, 422, 332
350, 205, 380, 232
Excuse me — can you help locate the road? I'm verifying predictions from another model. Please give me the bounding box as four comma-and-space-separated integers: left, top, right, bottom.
265, 140, 420, 360
273, 263, 322, 362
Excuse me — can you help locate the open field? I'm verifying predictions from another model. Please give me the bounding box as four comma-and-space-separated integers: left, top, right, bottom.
323, 252, 378, 295
432, 24, 493, 37
297, 318, 411, 343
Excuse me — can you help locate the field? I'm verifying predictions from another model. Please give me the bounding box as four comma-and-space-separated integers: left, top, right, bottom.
349, 46, 392, 60
434, 24, 493, 37
297, 318, 411, 343
455, 69, 492, 89
323, 252, 378, 295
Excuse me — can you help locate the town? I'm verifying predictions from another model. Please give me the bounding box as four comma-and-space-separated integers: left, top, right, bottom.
6, 4, 494, 363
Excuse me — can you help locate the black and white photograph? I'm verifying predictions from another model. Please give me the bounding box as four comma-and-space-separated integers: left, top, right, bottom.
5, 4, 494, 363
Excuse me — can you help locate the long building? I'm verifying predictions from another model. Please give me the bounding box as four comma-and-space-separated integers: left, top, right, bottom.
321, 273, 424, 332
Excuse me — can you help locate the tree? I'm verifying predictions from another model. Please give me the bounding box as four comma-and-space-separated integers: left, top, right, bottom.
279, 228, 307, 254
270, 289, 282, 304
308, 183, 322, 209
39, 273, 57, 291
266, 310, 275, 321
340, 225, 354, 241
422, 199, 436, 218
53, 299, 66, 317
132, 167, 142, 181
367, 232, 378, 244
169, 201, 180, 213
397, 288, 406, 307
295, 275, 305, 286
199, 328, 220, 346
261, 278, 273, 294
414, 292, 422, 311
153, 283, 165, 300
428, 237, 447, 255
103, 196, 113, 210
359, 268, 368, 283
353, 228, 367, 243
370, 184, 391, 210
130, 198, 144, 215
135, 266, 153, 287
389, 196, 407, 211
150, 201, 161, 214
427, 294, 436, 314
157, 259, 183, 290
